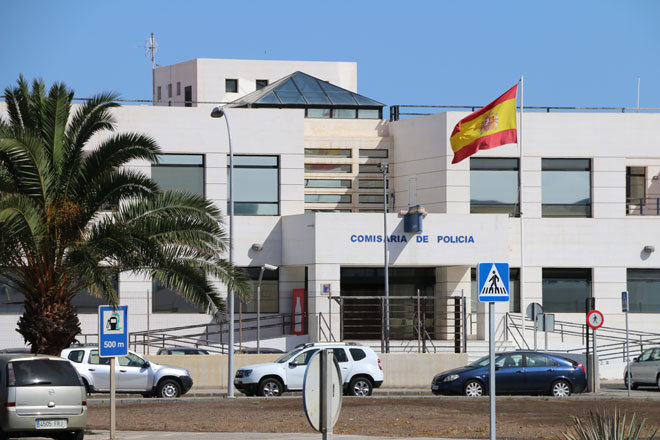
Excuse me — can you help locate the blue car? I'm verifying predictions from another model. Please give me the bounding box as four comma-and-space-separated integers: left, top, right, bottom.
431, 351, 586, 397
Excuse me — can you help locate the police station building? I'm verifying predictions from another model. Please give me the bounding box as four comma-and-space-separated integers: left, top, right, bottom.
1, 58, 659, 355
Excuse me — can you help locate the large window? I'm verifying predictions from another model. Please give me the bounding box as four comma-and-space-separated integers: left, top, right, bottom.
304, 148, 351, 158
470, 158, 519, 216
235, 267, 279, 313
542, 268, 591, 313
627, 269, 660, 313
542, 159, 591, 217
151, 154, 204, 196
304, 194, 351, 203
305, 164, 351, 173
305, 179, 351, 188
152, 280, 203, 313
230, 155, 279, 215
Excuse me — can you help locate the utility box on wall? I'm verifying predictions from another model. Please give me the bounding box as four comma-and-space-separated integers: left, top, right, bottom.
402, 205, 427, 233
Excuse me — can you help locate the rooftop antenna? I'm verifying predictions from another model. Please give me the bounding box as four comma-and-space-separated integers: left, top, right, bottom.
636, 76, 640, 112
139, 33, 159, 105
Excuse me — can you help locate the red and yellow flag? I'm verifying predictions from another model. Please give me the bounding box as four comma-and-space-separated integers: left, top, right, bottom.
450, 84, 518, 164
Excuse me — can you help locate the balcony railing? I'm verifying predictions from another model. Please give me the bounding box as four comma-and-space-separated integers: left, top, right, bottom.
627, 197, 660, 215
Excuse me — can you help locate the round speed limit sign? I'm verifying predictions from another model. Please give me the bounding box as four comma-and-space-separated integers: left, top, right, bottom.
586, 310, 604, 329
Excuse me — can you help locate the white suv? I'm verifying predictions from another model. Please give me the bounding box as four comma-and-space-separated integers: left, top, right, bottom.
234, 342, 383, 397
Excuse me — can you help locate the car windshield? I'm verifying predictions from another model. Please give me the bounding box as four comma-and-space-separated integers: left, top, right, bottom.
276, 348, 303, 363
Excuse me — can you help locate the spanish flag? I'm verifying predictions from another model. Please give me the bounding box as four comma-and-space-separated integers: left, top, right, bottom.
450, 84, 518, 164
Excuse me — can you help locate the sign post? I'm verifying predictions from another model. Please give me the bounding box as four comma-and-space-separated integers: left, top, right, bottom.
622, 291, 630, 397
99, 305, 128, 440
478, 263, 510, 440
586, 309, 604, 393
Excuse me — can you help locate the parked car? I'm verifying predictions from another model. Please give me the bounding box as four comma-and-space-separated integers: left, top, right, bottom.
234, 342, 383, 397
0, 348, 32, 354
61, 346, 193, 398
431, 351, 586, 397
156, 347, 209, 355
624, 346, 660, 390
237, 347, 284, 354
0, 354, 88, 440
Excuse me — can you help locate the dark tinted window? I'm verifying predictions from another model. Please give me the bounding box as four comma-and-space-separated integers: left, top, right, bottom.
89, 350, 112, 365
526, 353, 553, 367
10, 360, 80, 387
349, 348, 366, 361
333, 348, 348, 363
67, 350, 85, 363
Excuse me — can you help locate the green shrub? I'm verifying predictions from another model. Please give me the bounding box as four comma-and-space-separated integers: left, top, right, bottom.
563, 410, 657, 440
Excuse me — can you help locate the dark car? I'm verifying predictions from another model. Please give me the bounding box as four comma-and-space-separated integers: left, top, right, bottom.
156, 347, 210, 355
431, 351, 586, 397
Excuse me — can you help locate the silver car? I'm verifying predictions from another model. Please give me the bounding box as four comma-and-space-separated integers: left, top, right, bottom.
61, 347, 193, 398
624, 346, 660, 390
0, 354, 88, 440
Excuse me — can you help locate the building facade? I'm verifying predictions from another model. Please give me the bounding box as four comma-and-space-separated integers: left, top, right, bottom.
1, 58, 659, 354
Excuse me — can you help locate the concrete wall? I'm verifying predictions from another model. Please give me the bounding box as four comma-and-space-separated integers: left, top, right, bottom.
146, 352, 468, 389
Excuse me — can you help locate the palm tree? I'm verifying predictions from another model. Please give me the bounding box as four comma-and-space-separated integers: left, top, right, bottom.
0, 76, 248, 354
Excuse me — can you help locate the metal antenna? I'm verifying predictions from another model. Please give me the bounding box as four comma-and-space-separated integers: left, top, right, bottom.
138, 33, 159, 105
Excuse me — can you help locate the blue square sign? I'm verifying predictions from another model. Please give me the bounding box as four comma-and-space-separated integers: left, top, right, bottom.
98, 305, 128, 357
478, 263, 510, 302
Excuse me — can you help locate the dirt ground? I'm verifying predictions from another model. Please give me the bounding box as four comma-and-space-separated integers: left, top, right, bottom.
87, 397, 660, 439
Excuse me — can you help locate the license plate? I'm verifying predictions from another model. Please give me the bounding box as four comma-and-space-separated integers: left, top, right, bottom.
36, 419, 67, 429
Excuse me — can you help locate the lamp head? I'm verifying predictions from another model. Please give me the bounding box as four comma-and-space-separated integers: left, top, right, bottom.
210, 106, 225, 118
377, 162, 388, 173
263, 264, 278, 271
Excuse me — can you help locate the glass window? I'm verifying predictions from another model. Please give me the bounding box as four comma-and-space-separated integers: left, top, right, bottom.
525, 353, 556, 367
359, 194, 384, 204
293, 349, 319, 365
358, 109, 380, 119
176, 82, 181, 96
359, 164, 385, 174
359, 179, 386, 189
306, 108, 331, 118
152, 280, 204, 313
10, 360, 80, 387
471, 268, 520, 313
230, 155, 279, 216
305, 179, 351, 188
470, 158, 519, 216
256, 79, 268, 90
639, 349, 654, 362
495, 353, 523, 368
333, 109, 357, 119
542, 159, 591, 217
89, 350, 112, 365
305, 164, 351, 173
333, 348, 349, 363
359, 149, 388, 158
627, 269, 660, 313
118, 353, 147, 368
184, 86, 192, 107
542, 268, 591, 313
235, 267, 279, 314
305, 209, 352, 213
225, 79, 238, 93
67, 350, 85, 363
626, 167, 649, 215
349, 348, 366, 361
167, 84, 172, 98
152, 154, 204, 196
305, 194, 351, 203
304, 149, 351, 158
157, 86, 161, 100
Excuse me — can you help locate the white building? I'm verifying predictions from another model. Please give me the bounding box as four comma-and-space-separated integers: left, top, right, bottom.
1, 58, 659, 362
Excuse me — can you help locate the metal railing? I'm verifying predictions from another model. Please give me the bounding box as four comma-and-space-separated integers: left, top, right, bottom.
328, 293, 468, 354
390, 105, 660, 121
627, 197, 660, 215
505, 313, 660, 361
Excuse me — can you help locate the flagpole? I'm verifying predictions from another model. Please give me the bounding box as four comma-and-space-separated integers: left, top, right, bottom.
519, 75, 527, 347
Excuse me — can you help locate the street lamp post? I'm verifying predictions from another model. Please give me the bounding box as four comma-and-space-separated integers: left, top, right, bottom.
257, 264, 278, 354
210, 105, 235, 397
377, 162, 390, 353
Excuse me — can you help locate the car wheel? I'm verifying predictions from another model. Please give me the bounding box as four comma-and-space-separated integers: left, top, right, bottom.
349, 377, 373, 397
258, 378, 283, 397
0, 427, 8, 440
157, 379, 181, 398
82, 379, 91, 396
464, 380, 484, 397
624, 374, 638, 390
551, 379, 571, 397
657, 374, 660, 391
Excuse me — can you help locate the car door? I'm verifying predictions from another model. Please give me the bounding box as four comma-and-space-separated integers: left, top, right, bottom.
87, 349, 111, 391
116, 352, 152, 391
630, 348, 655, 384
494, 353, 524, 394
523, 353, 557, 393
332, 348, 352, 384
285, 349, 318, 390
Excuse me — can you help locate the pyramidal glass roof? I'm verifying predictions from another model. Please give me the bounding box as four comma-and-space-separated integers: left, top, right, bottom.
227, 71, 384, 108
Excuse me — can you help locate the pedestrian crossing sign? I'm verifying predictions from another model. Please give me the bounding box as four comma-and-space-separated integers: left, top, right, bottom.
478, 262, 510, 302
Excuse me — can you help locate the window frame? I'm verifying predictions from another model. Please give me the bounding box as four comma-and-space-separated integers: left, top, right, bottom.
542, 158, 592, 218
231, 155, 280, 216
225, 79, 238, 93
542, 268, 592, 313
151, 153, 206, 198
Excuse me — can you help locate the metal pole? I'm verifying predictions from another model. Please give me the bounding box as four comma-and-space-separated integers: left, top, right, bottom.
321, 349, 333, 440
379, 162, 390, 353
544, 315, 548, 351
518, 75, 526, 348
110, 357, 116, 440
626, 308, 631, 396
146, 288, 150, 355
593, 329, 599, 393
462, 292, 468, 353
489, 302, 496, 440
417, 289, 421, 353
257, 267, 265, 354
534, 314, 538, 350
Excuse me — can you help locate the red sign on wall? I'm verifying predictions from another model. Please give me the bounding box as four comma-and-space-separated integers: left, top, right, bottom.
292, 289, 305, 335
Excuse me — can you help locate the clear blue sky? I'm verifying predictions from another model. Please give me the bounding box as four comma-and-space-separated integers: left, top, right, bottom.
2, 0, 659, 110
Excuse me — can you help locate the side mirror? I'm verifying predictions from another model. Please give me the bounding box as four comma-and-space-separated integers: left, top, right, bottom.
143, 361, 150, 368
494, 365, 501, 371
288, 362, 297, 367
633, 357, 639, 363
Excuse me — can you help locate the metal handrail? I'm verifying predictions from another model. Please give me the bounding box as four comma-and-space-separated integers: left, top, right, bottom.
626, 197, 660, 215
